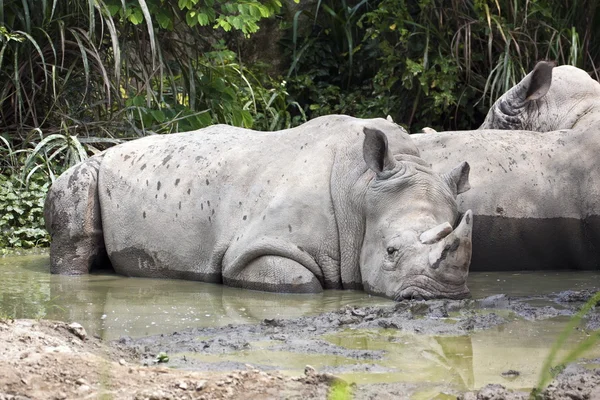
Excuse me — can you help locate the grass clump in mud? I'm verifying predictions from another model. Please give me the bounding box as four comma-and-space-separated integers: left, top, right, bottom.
328, 379, 353, 400
532, 291, 600, 398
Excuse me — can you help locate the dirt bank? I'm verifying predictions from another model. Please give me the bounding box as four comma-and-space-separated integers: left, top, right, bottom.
0, 319, 335, 400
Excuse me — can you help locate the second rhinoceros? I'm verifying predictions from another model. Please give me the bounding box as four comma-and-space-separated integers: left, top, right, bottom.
414, 62, 600, 271
45, 115, 473, 300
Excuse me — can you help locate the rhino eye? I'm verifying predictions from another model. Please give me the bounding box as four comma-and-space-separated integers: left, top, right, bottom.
386, 247, 398, 256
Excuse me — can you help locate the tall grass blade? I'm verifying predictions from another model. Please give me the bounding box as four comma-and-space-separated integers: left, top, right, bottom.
137, 0, 156, 67
534, 291, 600, 394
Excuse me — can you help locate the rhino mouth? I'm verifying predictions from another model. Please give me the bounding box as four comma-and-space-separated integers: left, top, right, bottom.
396, 275, 470, 300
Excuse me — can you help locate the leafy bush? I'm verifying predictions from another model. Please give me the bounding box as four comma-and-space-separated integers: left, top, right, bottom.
0, 174, 50, 249
284, 0, 600, 131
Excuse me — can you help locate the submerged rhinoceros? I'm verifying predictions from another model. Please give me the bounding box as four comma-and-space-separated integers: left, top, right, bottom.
413, 62, 600, 271
45, 115, 473, 300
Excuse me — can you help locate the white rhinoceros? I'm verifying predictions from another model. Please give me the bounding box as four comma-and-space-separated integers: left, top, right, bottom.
45, 115, 473, 300
413, 62, 600, 271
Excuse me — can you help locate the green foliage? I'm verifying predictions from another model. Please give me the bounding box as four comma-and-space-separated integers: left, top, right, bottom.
0, 0, 302, 248
0, 0, 292, 146
0, 173, 50, 248
531, 291, 600, 398
284, 0, 600, 131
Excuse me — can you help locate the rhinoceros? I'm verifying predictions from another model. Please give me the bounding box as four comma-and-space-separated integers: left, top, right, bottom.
45, 115, 473, 300
413, 62, 600, 271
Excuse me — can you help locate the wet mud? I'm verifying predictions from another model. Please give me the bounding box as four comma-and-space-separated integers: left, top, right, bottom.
117, 289, 600, 399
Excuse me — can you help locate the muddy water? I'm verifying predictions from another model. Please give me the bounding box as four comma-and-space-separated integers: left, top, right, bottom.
1, 252, 600, 395
0, 253, 393, 339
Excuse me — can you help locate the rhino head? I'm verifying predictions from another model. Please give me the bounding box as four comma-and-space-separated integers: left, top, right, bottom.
480, 61, 600, 132
360, 128, 473, 300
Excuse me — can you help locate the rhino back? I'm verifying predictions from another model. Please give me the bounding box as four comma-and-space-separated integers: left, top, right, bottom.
97, 115, 415, 285
414, 129, 600, 270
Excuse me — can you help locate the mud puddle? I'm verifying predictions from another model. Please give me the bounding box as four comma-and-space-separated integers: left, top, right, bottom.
121, 291, 600, 398
2, 252, 600, 398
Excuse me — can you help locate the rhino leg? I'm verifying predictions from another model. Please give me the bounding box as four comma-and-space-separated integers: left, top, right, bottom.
223, 255, 323, 293
44, 155, 110, 274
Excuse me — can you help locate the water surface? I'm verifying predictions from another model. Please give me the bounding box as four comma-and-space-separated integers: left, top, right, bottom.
1, 252, 599, 396
1, 253, 598, 340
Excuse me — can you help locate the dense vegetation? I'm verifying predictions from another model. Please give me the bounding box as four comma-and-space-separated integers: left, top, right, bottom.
1, 0, 600, 248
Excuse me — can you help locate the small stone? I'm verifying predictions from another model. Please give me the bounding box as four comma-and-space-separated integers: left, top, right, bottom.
501, 369, 521, 378
304, 365, 316, 376
56, 392, 67, 400
195, 380, 207, 390
351, 308, 366, 317
67, 322, 87, 340
76, 378, 88, 386
119, 359, 126, 365
177, 381, 188, 390
78, 385, 91, 393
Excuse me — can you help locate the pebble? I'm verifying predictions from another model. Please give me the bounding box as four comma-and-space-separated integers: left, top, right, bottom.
76, 378, 88, 386
195, 380, 207, 390
77, 384, 90, 393
304, 365, 316, 376
67, 322, 87, 340
119, 359, 126, 365
176, 381, 188, 390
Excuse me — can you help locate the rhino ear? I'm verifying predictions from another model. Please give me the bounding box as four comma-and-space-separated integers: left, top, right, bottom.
363, 127, 396, 175
525, 61, 555, 101
444, 161, 471, 196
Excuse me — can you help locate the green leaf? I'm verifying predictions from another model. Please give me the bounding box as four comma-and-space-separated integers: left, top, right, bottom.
128, 9, 144, 25
150, 109, 166, 122
197, 13, 209, 26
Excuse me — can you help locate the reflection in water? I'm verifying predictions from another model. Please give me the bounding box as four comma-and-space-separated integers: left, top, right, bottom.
1, 253, 600, 391
0, 253, 392, 339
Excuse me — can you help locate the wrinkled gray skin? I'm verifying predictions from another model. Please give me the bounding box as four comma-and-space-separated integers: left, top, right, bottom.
413, 62, 600, 271
45, 115, 473, 300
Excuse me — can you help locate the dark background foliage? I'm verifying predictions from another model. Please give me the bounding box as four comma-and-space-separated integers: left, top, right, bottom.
1, 0, 600, 247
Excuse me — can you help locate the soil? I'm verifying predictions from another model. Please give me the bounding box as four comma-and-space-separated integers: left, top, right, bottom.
1, 290, 598, 400
0, 320, 334, 400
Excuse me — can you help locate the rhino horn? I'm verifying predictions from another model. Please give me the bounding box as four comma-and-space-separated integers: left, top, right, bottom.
428, 210, 473, 273
420, 221, 453, 244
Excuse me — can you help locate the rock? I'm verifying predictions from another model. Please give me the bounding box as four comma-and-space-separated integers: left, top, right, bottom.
195, 380, 207, 391
304, 365, 316, 376
67, 323, 87, 340
501, 370, 520, 378
351, 308, 366, 317
479, 294, 509, 308
77, 384, 91, 393
176, 381, 188, 390
75, 378, 88, 386
119, 358, 126, 365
